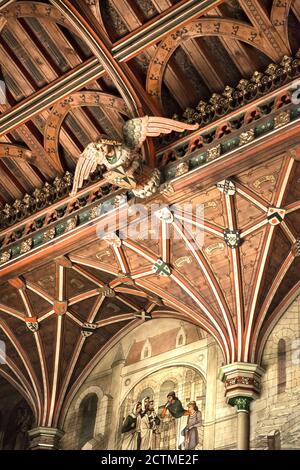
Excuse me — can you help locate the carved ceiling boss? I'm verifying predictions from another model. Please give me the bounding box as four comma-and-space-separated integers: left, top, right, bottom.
70, 116, 198, 198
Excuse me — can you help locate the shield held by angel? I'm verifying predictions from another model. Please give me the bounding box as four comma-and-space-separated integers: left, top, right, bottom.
70, 116, 198, 198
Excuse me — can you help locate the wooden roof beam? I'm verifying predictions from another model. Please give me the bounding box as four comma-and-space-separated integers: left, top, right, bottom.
0, 58, 104, 136
240, 0, 291, 59
210, 6, 256, 77
181, 38, 225, 92
292, 0, 300, 22
51, 0, 144, 118
0, 0, 14, 10
152, 0, 226, 100
0, 0, 223, 135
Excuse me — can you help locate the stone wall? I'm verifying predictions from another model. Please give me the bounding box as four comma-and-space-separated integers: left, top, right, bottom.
251, 294, 300, 449
60, 298, 300, 450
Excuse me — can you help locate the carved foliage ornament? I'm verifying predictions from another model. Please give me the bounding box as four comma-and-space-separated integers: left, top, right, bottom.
181, 53, 300, 126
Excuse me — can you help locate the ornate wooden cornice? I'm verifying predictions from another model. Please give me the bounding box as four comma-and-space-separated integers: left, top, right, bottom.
161, 81, 300, 180
0, 93, 299, 275
179, 53, 300, 127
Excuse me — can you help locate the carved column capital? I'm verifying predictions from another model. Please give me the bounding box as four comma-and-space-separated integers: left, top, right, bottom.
219, 363, 264, 450
228, 396, 253, 412
28, 427, 64, 450
219, 361, 265, 402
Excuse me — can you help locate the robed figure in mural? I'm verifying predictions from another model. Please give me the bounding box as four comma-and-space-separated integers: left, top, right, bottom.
161, 391, 189, 449
121, 402, 142, 450
140, 400, 160, 450
162, 391, 187, 419
182, 401, 202, 450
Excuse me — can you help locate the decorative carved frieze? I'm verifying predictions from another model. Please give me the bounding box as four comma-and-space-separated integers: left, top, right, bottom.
180, 53, 300, 127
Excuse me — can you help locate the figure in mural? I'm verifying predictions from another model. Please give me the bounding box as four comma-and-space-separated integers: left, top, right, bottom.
161, 391, 189, 450
141, 396, 150, 417
121, 402, 142, 450
162, 391, 188, 419
140, 400, 161, 450
181, 401, 202, 450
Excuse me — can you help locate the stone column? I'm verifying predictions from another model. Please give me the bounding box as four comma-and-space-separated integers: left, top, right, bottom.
28, 427, 64, 450
219, 362, 264, 450
203, 340, 218, 450
228, 396, 252, 450
107, 344, 125, 449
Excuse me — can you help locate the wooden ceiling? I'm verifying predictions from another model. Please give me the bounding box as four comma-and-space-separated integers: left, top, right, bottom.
0, 152, 299, 428
0, 0, 300, 427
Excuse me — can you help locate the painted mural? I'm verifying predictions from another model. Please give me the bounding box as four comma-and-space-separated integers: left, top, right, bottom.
119, 366, 205, 450
57, 296, 300, 450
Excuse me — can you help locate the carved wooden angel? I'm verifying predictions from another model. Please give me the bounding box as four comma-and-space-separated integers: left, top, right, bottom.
71, 116, 198, 198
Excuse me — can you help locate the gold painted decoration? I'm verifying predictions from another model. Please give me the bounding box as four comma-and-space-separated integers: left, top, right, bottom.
175, 162, 189, 177
65, 217, 78, 233
161, 182, 175, 196
274, 110, 290, 129
0, 250, 11, 264
43, 228, 56, 242
96, 250, 111, 261
205, 242, 225, 256
252, 175, 276, 189
89, 206, 101, 220
174, 256, 193, 267
0, 143, 34, 162
239, 129, 255, 146
20, 238, 32, 254
207, 144, 221, 161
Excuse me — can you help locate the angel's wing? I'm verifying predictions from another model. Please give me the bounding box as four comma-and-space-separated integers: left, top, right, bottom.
123, 116, 199, 149
70, 144, 103, 196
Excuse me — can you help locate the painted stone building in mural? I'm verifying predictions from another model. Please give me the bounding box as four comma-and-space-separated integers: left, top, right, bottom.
0, 0, 300, 451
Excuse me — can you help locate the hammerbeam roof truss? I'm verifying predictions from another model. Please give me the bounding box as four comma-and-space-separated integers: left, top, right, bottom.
0, 0, 300, 426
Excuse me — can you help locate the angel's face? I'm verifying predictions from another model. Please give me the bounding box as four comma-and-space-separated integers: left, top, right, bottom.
98, 142, 115, 157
